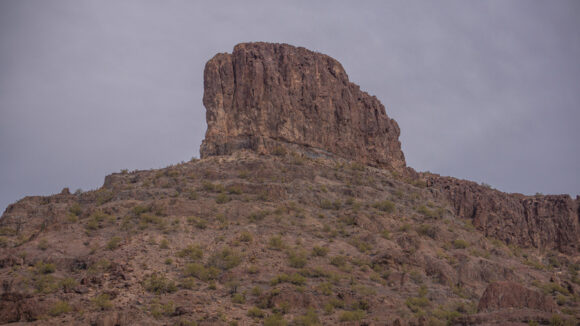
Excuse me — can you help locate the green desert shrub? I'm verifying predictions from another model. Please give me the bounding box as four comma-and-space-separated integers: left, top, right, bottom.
232, 293, 246, 304
269, 235, 285, 250
373, 200, 395, 213
417, 205, 445, 219
35, 262, 56, 274
238, 232, 253, 243
264, 314, 287, 326
150, 300, 175, 319
177, 245, 203, 260
59, 277, 78, 292
288, 250, 308, 268
312, 246, 329, 257
405, 296, 429, 313
68, 203, 83, 216
207, 247, 242, 270
339, 310, 365, 322
35, 275, 59, 293
92, 294, 113, 310
37, 239, 49, 251
49, 301, 72, 316
292, 308, 320, 326
270, 273, 306, 286
452, 239, 469, 249
143, 274, 177, 294
215, 193, 230, 204
106, 236, 122, 250
227, 185, 243, 194
330, 256, 347, 268
416, 224, 438, 239
184, 263, 219, 281
187, 216, 208, 229
247, 306, 265, 318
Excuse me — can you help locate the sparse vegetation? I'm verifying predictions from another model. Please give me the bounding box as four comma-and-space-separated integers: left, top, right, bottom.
339, 310, 365, 322
178, 245, 204, 260
208, 247, 242, 270
269, 235, 285, 250
143, 273, 177, 294
92, 294, 113, 310
373, 200, 395, 213
312, 246, 329, 257
452, 239, 469, 249
330, 256, 347, 268
416, 224, 438, 239
288, 250, 308, 268
49, 301, 72, 316
238, 231, 253, 243
292, 308, 320, 326
106, 236, 122, 250
270, 273, 306, 286
247, 306, 266, 318
35, 262, 56, 274
184, 263, 219, 281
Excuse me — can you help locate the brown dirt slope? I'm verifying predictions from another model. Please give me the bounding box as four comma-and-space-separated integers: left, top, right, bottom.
0, 151, 578, 325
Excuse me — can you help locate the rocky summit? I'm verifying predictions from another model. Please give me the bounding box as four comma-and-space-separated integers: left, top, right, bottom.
0, 42, 578, 325
201, 42, 406, 172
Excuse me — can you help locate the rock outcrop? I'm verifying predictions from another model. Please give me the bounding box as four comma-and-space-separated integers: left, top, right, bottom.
427, 176, 580, 253
200, 42, 406, 171
477, 281, 556, 313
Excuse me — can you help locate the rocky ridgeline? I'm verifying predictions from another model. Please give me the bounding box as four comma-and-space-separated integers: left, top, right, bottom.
427, 176, 580, 254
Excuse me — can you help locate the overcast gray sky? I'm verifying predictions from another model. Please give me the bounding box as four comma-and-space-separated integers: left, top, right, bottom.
1, 0, 579, 212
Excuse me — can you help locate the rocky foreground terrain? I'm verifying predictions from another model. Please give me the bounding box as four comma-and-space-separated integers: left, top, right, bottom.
0, 42, 578, 325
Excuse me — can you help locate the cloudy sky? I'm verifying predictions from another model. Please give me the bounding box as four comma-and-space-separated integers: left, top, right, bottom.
1, 0, 579, 212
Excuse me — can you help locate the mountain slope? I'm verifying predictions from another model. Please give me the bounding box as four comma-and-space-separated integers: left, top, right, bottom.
0, 42, 578, 325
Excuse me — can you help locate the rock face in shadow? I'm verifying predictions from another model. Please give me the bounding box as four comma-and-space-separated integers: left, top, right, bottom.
427, 176, 580, 253
200, 42, 406, 171
478, 281, 556, 313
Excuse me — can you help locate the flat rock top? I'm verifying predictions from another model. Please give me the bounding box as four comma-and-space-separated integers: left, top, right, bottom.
200, 42, 406, 171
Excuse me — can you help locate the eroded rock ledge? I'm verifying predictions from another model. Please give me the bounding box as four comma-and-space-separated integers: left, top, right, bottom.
200, 42, 406, 171
427, 175, 580, 254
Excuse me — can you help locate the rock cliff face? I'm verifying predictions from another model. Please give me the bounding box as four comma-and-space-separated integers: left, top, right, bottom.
427, 176, 580, 254
200, 42, 406, 171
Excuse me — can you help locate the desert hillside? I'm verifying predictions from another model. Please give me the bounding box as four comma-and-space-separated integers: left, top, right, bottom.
0, 43, 578, 326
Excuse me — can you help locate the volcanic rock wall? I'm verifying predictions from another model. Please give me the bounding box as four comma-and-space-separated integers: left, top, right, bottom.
200, 42, 406, 171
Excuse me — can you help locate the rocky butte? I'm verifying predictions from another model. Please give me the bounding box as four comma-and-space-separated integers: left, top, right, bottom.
200, 42, 406, 172
0, 42, 578, 325
202, 42, 580, 254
